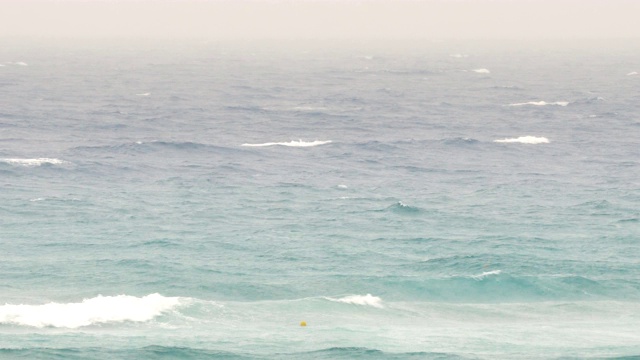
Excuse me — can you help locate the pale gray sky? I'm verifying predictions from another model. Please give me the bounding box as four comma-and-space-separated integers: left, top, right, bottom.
1, 0, 639, 40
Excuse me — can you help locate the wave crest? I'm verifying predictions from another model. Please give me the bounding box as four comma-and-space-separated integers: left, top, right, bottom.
0, 294, 181, 328
241, 140, 332, 147
470, 270, 502, 280
0, 158, 67, 167
507, 101, 569, 107
494, 136, 549, 144
325, 294, 383, 308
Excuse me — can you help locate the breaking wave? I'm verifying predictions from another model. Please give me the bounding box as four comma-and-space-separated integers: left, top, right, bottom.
0, 158, 68, 167
507, 101, 569, 107
0, 294, 182, 328
494, 136, 549, 144
241, 140, 332, 147
325, 294, 383, 308
627, 71, 638, 76
472, 68, 490, 73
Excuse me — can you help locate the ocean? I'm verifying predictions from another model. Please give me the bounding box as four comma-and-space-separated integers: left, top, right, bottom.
1, 39, 639, 359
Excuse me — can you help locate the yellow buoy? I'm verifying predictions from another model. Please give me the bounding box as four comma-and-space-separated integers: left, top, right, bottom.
300, 321, 307, 327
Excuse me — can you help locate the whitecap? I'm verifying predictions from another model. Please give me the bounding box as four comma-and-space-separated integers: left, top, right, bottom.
494, 136, 550, 144
507, 101, 569, 107
136, 92, 151, 96
472, 68, 490, 73
337, 184, 348, 189
450, 54, 468, 58
0, 293, 181, 328
241, 140, 332, 147
325, 294, 383, 308
29, 198, 46, 202
0, 158, 67, 167
15, 62, 28, 66
471, 270, 502, 280
627, 71, 638, 76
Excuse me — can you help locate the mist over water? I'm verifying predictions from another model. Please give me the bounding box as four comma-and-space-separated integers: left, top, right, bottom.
1, 39, 639, 359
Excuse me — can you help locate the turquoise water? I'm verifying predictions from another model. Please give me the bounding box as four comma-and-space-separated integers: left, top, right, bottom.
1, 40, 639, 359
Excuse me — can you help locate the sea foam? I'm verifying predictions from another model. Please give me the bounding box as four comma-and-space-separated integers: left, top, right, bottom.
494, 136, 550, 144
0, 158, 67, 167
507, 101, 569, 107
627, 71, 638, 76
325, 294, 383, 308
0, 294, 181, 328
472, 69, 490, 73
241, 140, 332, 147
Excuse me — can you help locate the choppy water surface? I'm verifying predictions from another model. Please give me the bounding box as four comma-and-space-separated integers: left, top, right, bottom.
1, 40, 639, 359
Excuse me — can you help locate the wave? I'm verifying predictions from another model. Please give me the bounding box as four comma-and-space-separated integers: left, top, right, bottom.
441, 137, 480, 146
5, 62, 28, 66
136, 92, 151, 96
472, 68, 490, 73
72, 141, 244, 155
0, 294, 181, 328
507, 101, 569, 107
0, 158, 67, 167
325, 294, 383, 308
241, 140, 332, 147
494, 136, 549, 144
388, 201, 423, 214
470, 270, 502, 280
450, 54, 468, 58
627, 71, 638, 76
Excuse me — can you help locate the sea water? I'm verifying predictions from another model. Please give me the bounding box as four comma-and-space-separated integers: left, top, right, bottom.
1, 40, 639, 359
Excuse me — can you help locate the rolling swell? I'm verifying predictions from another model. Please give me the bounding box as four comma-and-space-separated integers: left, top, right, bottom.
0, 347, 466, 360
70, 141, 244, 155
0, 347, 256, 360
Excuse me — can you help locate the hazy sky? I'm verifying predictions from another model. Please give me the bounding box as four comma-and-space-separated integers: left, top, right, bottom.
1, 0, 639, 40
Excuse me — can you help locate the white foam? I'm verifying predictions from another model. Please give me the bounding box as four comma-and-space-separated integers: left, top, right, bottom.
29, 198, 46, 202
337, 184, 348, 189
15, 62, 28, 66
136, 92, 151, 96
0, 158, 67, 167
494, 136, 550, 144
471, 270, 502, 280
507, 101, 569, 107
627, 71, 638, 76
472, 68, 490, 73
241, 140, 332, 147
0, 294, 181, 328
450, 54, 468, 58
326, 294, 383, 308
